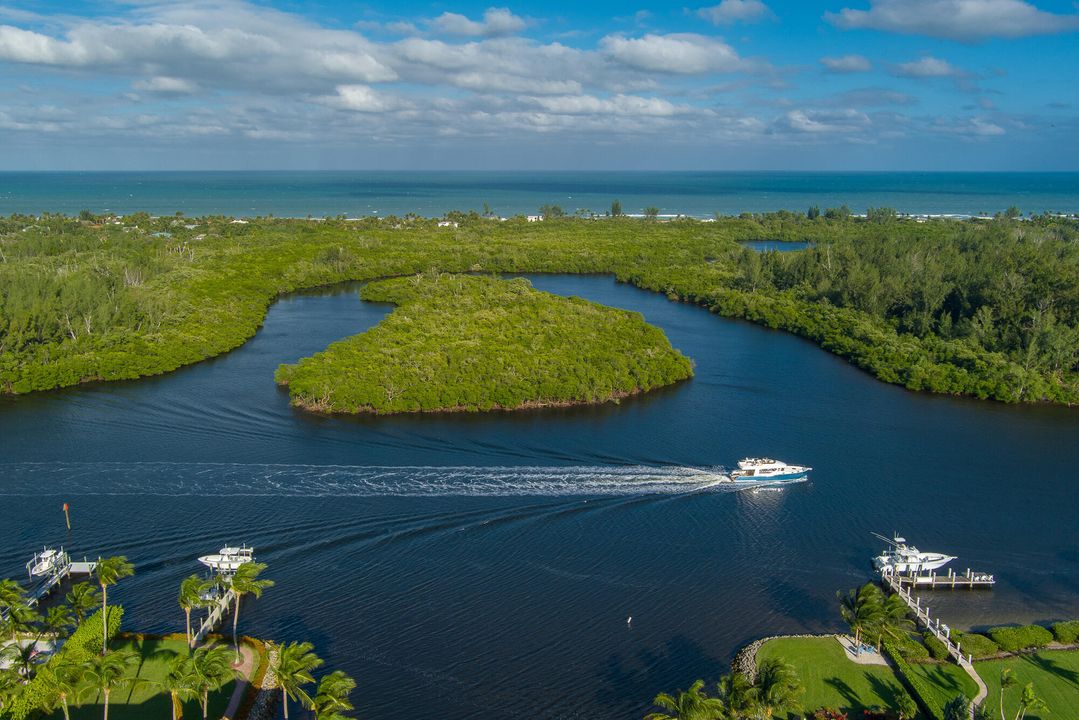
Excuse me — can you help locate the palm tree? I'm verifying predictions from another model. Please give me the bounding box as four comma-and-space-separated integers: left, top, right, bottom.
837, 583, 883, 649
272, 641, 324, 720
1, 641, 40, 679
943, 694, 970, 720
312, 670, 356, 719
1013, 683, 1048, 720
999, 668, 1018, 720
191, 644, 238, 719
753, 657, 803, 719
42, 605, 76, 639
3, 603, 42, 641
0, 579, 25, 611
178, 574, 207, 649
872, 593, 916, 650
79, 651, 136, 720
38, 657, 84, 720
66, 582, 101, 625
895, 687, 918, 720
716, 672, 754, 718
644, 679, 728, 720
227, 562, 273, 663
95, 556, 134, 655
0, 667, 22, 716
162, 655, 200, 720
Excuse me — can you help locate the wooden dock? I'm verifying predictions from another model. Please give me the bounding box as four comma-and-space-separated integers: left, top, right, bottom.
2, 551, 95, 622
893, 567, 995, 589
193, 586, 237, 645
881, 571, 988, 717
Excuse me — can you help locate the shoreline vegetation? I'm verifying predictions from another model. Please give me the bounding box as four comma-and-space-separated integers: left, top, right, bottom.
648, 583, 1079, 720
1, 210, 1076, 405
274, 274, 693, 414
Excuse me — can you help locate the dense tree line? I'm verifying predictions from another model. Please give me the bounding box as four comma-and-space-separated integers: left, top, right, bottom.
275, 274, 693, 413
0, 212, 1076, 404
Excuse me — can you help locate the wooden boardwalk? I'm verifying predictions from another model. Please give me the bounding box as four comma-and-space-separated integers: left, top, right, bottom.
881, 571, 988, 716
193, 586, 237, 645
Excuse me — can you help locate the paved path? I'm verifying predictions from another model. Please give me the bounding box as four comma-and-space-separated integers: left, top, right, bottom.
221, 641, 260, 720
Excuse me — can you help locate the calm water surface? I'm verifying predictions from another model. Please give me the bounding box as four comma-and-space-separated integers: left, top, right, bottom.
2, 171, 1078, 217
1, 275, 1078, 719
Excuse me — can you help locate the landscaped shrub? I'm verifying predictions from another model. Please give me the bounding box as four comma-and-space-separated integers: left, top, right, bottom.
893, 633, 930, 661
65, 606, 125, 659
924, 632, 950, 661
5, 607, 127, 719
813, 709, 848, 719
1050, 620, 1079, 645
986, 624, 1053, 653
950, 631, 999, 659
883, 640, 943, 720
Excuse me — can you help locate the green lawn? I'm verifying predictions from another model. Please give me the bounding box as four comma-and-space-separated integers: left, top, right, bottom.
977, 650, 1079, 720
903, 659, 978, 711
756, 637, 907, 715
757, 636, 980, 719
57, 636, 236, 720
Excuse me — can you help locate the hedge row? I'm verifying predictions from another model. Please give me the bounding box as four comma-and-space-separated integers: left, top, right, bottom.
883, 639, 944, 720
3, 607, 124, 720
1051, 620, 1079, 645
986, 624, 1055, 653
951, 631, 1000, 660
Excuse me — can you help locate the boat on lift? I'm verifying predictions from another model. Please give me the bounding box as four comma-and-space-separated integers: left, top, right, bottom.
872, 533, 955, 574
197, 544, 254, 574
26, 547, 69, 578
729, 458, 811, 483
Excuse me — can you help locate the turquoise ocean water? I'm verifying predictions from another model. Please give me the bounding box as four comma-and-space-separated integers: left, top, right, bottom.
1, 171, 1077, 218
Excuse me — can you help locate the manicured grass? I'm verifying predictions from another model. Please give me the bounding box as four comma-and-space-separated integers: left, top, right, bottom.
756, 637, 906, 714
276, 273, 694, 414
57, 636, 235, 720
977, 650, 1079, 720
903, 660, 978, 711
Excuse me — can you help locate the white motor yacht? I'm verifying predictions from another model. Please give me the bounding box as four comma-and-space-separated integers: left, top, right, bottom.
198, 544, 254, 574
872, 533, 955, 574
729, 458, 811, 483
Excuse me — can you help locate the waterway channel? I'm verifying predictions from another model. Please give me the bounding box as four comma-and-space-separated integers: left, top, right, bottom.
1, 274, 1077, 719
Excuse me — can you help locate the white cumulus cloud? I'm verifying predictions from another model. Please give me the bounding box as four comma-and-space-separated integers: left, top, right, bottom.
698, 0, 774, 25
826, 0, 1079, 41
820, 54, 872, 73
892, 56, 964, 78
430, 8, 527, 37
600, 33, 744, 74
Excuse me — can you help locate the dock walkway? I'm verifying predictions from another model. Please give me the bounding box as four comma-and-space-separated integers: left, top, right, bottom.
193, 587, 237, 646
881, 572, 988, 716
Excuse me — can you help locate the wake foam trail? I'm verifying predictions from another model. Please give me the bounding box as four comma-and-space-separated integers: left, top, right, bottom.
0, 462, 744, 497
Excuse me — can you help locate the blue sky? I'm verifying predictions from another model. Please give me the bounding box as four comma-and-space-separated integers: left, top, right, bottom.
0, 0, 1077, 170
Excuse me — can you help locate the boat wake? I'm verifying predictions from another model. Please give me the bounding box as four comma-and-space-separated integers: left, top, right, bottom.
0, 462, 761, 497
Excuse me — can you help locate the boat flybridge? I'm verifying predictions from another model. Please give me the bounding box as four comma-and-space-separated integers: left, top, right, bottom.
198, 544, 254, 574
729, 458, 812, 483
872, 533, 956, 575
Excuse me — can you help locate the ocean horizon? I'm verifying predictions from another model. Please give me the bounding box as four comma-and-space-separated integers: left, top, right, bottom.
2, 170, 1078, 219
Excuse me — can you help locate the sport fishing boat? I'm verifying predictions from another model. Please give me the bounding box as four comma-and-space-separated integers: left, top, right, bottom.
872, 533, 955, 574
26, 547, 69, 578
198, 544, 254, 574
728, 458, 811, 483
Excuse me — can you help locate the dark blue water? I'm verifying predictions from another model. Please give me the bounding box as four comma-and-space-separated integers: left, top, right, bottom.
1, 276, 1078, 719
740, 240, 812, 252
2, 171, 1078, 218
